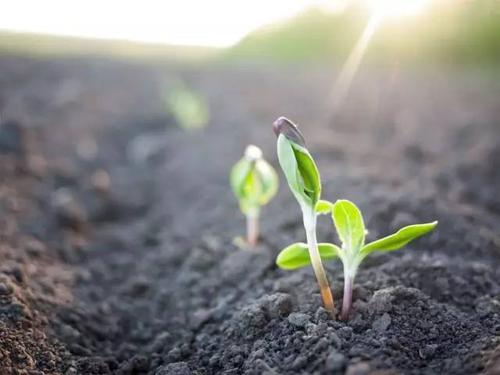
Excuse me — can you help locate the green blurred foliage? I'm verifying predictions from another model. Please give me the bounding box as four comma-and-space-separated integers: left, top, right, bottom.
227, 8, 363, 62
227, 1, 500, 66
165, 83, 209, 130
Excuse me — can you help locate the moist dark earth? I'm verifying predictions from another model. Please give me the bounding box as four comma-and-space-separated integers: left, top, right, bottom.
0, 55, 500, 375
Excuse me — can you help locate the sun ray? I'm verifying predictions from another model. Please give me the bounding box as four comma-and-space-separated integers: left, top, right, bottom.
326, 0, 431, 117
328, 13, 382, 113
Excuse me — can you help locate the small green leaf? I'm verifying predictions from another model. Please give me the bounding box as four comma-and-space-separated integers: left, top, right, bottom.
255, 160, 279, 205
230, 145, 278, 215
166, 84, 209, 130
332, 200, 365, 253
316, 200, 334, 215
360, 221, 438, 257
230, 159, 252, 198
276, 242, 341, 270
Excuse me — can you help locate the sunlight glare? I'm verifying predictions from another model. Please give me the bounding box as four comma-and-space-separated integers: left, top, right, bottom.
0, 0, 345, 48
327, 0, 430, 115
328, 14, 381, 112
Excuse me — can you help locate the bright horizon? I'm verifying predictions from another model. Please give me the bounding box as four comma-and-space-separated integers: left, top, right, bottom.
0, 0, 351, 48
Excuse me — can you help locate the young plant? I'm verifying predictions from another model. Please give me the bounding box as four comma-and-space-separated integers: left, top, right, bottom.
273, 117, 335, 314
165, 81, 209, 130
277, 198, 437, 320
230, 145, 278, 247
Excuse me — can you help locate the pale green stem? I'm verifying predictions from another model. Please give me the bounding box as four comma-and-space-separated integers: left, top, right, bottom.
303, 207, 335, 315
246, 211, 259, 247
340, 257, 359, 321
341, 268, 354, 321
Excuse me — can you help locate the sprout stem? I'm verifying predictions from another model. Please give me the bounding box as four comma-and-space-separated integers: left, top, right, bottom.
304, 210, 335, 315
246, 213, 259, 247
341, 272, 354, 321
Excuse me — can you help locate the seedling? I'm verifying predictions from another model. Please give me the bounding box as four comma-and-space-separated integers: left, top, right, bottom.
277, 198, 437, 320
165, 81, 209, 130
273, 117, 335, 315
230, 145, 278, 247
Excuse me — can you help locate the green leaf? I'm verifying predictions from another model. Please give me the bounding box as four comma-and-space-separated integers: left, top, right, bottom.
316, 199, 334, 215
166, 85, 209, 130
277, 135, 301, 194
255, 159, 279, 206
230, 158, 252, 199
230, 146, 278, 215
292, 143, 321, 204
276, 242, 341, 270
332, 200, 365, 253
360, 221, 438, 257
276, 134, 321, 208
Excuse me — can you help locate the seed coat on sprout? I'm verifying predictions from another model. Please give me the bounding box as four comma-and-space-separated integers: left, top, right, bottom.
273, 117, 335, 314
273, 116, 437, 320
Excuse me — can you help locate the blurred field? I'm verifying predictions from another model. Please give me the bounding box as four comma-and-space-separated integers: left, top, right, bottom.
2, 1, 499, 67
0, 30, 218, 62
230, 1, 500, 66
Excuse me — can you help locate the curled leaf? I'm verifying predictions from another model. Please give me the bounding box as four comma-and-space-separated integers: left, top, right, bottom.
274, 117, 321, 208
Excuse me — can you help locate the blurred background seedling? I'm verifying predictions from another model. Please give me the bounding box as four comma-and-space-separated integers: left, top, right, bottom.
164, 80, 209, 130
230, 145, 278, 248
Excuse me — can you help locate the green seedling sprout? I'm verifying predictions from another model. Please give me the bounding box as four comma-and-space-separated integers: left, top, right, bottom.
230, 145, 278, 247
277, 198, 437, 320
273, 117, 336, 314
165, 82, 209, 130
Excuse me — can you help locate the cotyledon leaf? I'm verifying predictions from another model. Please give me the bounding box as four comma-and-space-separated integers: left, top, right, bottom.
276, 242, 341, 270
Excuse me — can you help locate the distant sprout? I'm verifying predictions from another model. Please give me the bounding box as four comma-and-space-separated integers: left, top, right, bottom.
277, 198, 437, 320
230, 145, 278, 247
273, 117, 335, 315
165, 82, 209, 130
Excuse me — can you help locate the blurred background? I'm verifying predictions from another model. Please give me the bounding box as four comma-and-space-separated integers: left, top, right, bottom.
1, 0, 499, 233
2, 0, 499, 64
2, 0, 499, 130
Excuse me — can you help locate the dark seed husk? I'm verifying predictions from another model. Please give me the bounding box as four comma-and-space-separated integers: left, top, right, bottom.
273, 117, 306, 147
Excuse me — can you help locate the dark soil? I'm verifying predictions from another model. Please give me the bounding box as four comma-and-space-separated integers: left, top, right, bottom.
0, 55, 499, 375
